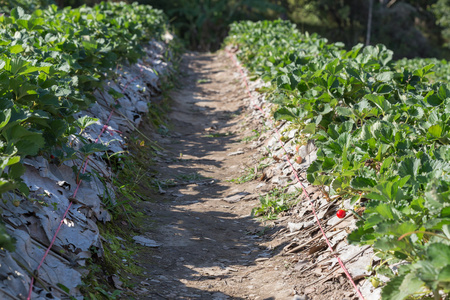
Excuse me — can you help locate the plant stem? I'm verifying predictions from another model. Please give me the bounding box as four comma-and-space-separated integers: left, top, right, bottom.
433, 288, 440, 300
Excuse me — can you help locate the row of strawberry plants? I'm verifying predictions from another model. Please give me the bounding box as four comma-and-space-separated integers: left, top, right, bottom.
0, 2, 167, 194
0, 2, 169, 252
226, 20, 450, 299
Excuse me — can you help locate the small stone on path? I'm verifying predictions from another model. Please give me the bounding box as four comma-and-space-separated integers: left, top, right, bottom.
228, 150, 245, 156
132, 236, 161, 247
222, 192, 250, 203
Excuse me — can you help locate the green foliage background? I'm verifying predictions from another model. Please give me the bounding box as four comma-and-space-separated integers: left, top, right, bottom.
138, 0, 450, 58
138, 0, 283, 51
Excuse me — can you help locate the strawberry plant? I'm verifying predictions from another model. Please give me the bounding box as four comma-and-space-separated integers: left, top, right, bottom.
226, 20, 450, 299
0, 2, 171, 251
251, 188, 299, 220
0, 2, 168, 194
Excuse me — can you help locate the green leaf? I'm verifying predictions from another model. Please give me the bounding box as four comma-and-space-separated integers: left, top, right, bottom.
9, 162, 26, 179
427, 243, 450, 268
82, 40, 98, 51
335, 106, 353, 117
398, 157, 420, 178
9, 45, 24, 54
3, 125, 44, 156
364, 214, 385, 229
437, 265, 450, 284
376, 72, 393, 82
424, 91, 442, 106
428, 124, 443, 139
75, 116, 99, 130
350, 195, 360, 205
0, 109, 11, 130
0, 178, 16, 194
10, 7, 24, 20
6, 156, 20, 166
376, 84, 393, 94
395, 222, 418, 236
381, 273, 425, 300
380, 156, 394, 174
276, 74, 291, 90
107, 88, 124, 100
302, 123, 316, 134
0, 222, 15, 251
375, 203, 394, 220
438, 85, 450, 100
365, 94, 391, 112
79, 143, 109, 156
350, 176, 377, 191
413, 64, 435, 79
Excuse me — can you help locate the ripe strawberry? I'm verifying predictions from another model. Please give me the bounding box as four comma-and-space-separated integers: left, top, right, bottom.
295, 156, 302, 164
336, 209, 346, 218
50, 155, 55, 159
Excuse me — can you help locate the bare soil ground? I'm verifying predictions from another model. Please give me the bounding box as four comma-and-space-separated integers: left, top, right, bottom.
121, 52, 357, 300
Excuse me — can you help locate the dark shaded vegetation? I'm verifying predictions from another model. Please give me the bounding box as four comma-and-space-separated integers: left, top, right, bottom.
141, 0, 450, 58
138, 0, 283, 51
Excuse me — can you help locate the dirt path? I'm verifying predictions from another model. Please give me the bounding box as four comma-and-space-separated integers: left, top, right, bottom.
124, 52, 356, 300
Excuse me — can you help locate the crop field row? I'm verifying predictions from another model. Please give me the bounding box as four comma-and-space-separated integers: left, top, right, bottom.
0, 1, 169, 258
226, 20, 450, 299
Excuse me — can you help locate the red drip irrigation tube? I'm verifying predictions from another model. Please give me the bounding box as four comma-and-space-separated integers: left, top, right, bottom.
226, 49, 366, 300
27, 71, 142, 299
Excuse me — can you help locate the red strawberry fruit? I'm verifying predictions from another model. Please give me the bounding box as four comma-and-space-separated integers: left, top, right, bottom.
336, 209, 346, 218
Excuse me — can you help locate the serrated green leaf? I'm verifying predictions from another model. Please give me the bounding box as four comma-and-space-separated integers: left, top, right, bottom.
0, 178, 16, 194
427, 243, 450, 268
413, 64, 435, 79
107, 88, 124, 100
438, 85, 450, 100
428, 124, 443, 138
381, 273, 425, 300
0, 222, 15, 251
9, 162, 26, 179
3, 125, 44, 156
9, 44, 24, 54
6, 156, 20, 166
376, 72, 393, 82
10, 7, 24, 20
380, 156, 394, 174
351, 176, 377, 191
375, 203, 394, 219
437, 265, 450, 284
75, 116, 99, 130
335, 106, 353, 117
302, 123, 316, 134
365, 94, 391, 112
0, 109, 11, 130
79, 143, 109, 156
